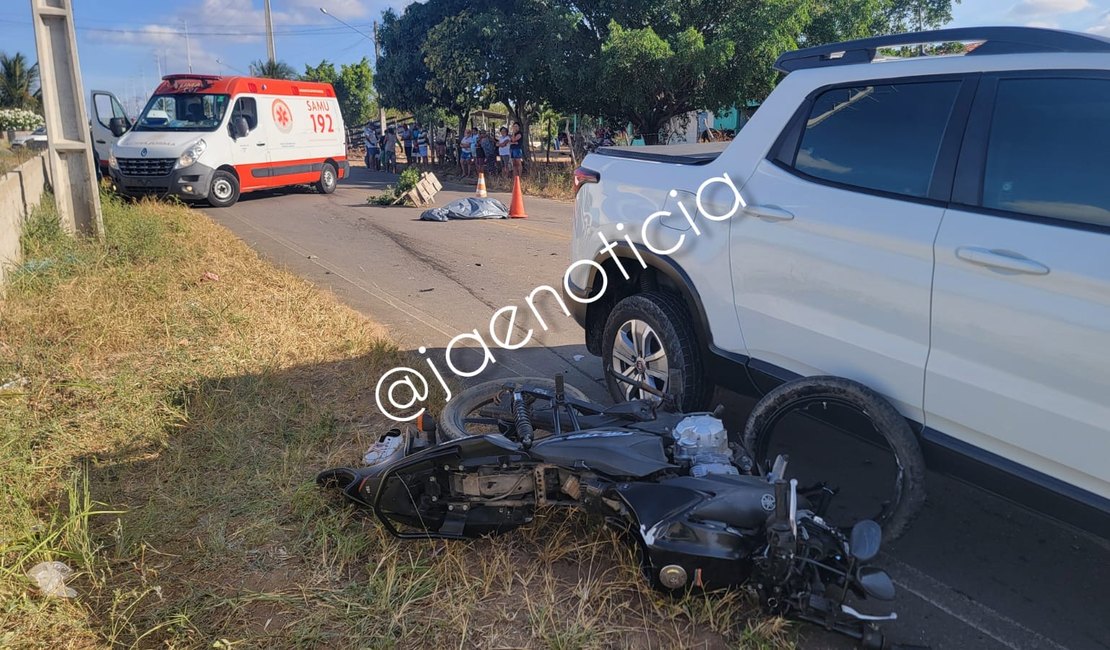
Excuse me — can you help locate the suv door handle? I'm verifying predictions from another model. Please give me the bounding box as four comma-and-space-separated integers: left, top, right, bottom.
955, 247, 1049, 275
95, 139, 106, 144
745, 204, 794, 221
256, 143, 266, 147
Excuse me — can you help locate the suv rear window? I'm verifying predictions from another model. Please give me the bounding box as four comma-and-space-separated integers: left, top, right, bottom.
982, 77, 1110, 227
793, 81, 960, 198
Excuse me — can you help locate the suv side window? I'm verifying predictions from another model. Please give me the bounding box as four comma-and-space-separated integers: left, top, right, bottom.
982, 78, 1110, 227
793, 81, 961, 198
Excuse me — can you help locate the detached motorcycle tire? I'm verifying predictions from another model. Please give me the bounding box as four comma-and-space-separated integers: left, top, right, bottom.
743, 376, 926, 540
439, 378, 591, 441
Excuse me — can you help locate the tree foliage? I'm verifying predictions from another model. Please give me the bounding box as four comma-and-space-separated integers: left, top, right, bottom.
302, 60, 338, 85
249, 59, 298, 80
0, 52, 40, 111
303, 58, 376, 125
337, 58, 376, 125
373, 0, 958, 140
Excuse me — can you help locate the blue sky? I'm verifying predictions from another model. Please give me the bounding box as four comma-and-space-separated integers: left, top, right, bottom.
1, 0, 1108, 114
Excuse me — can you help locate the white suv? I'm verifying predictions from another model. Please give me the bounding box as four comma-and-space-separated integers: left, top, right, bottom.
565, 27, 1110, 536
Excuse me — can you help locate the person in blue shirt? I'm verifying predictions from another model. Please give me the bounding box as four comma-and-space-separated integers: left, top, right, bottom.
510, 122, 525, 177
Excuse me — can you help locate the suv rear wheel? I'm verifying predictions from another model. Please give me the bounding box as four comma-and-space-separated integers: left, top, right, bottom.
602, 292, 711, 411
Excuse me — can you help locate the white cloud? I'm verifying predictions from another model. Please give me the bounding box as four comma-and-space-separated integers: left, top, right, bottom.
87, 22, 224, 75
1009, 0, 1090, 16
1089, 12, 1110, 35
1025, 19, 1062, 27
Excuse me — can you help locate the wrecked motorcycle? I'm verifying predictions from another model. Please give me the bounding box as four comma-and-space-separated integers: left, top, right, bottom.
319, 375, 917, 649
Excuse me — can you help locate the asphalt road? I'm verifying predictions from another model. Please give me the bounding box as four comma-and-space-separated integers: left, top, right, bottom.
204, 166, 1109, 650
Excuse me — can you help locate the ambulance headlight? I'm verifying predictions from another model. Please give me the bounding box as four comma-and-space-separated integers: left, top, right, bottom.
176, 139, 207, 169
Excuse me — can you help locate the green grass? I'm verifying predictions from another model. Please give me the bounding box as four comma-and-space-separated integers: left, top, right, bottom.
0, 194, 794, 648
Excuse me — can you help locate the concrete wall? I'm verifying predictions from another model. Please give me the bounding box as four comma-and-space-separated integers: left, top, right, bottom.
0, 153, 51, 289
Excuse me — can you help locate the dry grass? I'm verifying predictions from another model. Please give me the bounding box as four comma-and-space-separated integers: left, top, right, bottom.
0, 142, 39, 176
0, 194, 794, 648
426, 161, 576, 202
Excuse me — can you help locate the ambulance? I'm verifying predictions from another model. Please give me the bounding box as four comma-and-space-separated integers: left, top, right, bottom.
107, 74, 349, 207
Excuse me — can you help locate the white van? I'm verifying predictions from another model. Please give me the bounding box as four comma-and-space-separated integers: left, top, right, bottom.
107, 74, 349, 207
90, 89, 130, 179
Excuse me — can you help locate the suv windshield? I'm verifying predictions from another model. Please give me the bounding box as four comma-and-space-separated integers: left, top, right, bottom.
134, 93, 230, 132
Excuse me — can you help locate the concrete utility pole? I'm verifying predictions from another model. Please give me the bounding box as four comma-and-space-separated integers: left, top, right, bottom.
29, 0, 103, 237
374, 20, 387, 131
264, 0, 276, 64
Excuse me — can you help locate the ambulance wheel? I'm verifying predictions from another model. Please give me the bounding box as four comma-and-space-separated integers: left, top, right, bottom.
208, 170, 240, 208
316, 162, 338, 194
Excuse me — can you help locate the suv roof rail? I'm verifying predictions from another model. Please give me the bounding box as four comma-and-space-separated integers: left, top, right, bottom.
775, 26, 1110, 73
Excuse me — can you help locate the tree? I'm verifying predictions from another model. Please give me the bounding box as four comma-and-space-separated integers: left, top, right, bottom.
305, 58, 376, 126
0, 52, 40, 111
249, 59, 298, 80
420, 10, 494, 131
373, 0, 958, 146
558, 0, 811, 139
336, 58, 375, 126
376, 0, 473, 129
302, 60, 337, 85
885, 0, 960, 31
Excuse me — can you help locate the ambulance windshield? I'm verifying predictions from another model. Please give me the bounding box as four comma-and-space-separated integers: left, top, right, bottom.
134, 93, 230, 132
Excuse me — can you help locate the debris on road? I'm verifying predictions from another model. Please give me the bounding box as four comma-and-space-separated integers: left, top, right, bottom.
0, 376, 29, 396
420, 197, 509, 222
368, 169, 443, 206
27, 561, 77, 598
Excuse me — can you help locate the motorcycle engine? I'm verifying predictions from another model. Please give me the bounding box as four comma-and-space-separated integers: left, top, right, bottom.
672, 415, 739, 477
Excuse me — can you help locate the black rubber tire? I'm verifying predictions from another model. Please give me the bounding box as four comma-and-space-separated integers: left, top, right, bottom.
439, 378, 590, 441
316, 162, 338, 194
207, 170, 240, 208
742, 375, 926, 540
601, 291, 712, 412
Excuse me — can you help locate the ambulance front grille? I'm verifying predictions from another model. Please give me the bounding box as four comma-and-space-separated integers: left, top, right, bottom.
117, 158, 175, 176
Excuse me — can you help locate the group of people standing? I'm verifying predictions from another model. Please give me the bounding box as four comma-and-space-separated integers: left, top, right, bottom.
361, 120, 526, 179
363, 123, 431, 173
458, 123, 524, 178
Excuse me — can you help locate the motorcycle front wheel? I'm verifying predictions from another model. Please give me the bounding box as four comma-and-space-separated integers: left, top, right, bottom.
742, 376, 926, 540
439, 378, 591, 441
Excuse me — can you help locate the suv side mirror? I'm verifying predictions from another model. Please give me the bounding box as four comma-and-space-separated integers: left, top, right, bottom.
108, 117, 129, 137
231, 117, 249, 139
849, 519, 882, 562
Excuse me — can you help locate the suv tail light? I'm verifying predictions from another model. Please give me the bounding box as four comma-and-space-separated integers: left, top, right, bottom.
573, 166, 600, 195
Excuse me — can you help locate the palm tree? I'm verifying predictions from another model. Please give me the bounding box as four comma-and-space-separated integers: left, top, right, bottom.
249, 59, 298, 80
0, 52, 40, 110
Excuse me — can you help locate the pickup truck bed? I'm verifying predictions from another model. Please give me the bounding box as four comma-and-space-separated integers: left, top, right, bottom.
594, 141, 729, 166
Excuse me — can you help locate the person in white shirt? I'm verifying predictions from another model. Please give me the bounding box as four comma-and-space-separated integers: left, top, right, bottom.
459, 128, 474, 176
497, 126, 512, 178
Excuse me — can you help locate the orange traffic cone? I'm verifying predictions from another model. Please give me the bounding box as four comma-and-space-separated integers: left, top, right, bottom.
475, 172, 488, 198
508, 175, 528, 219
